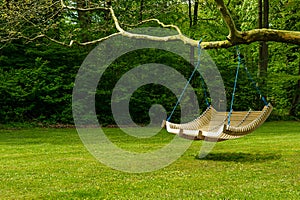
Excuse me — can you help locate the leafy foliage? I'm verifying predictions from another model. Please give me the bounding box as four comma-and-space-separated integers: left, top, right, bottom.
0, 0, 299, 125
0, 42, 85, 124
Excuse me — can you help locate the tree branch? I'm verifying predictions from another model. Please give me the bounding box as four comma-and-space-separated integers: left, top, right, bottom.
242, 29, 300, 45
104, 4, 300, 49
10, 27, 299, 50
214, 0, 240, 41
3, 0, 299, 50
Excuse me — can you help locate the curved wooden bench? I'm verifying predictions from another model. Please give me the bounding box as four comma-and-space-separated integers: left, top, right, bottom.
164, 104, 273, 141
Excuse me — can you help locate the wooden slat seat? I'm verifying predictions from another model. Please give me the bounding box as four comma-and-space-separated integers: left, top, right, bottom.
163, 103, 273, 141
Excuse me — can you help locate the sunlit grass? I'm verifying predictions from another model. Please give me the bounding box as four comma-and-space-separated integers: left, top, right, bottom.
0, 121, 299, 199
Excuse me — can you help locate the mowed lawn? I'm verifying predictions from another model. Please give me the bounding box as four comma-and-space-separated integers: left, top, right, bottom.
0, 121, 299, 199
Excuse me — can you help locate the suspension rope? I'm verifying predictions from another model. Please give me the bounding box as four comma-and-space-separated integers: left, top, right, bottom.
242, 62, 269, 106
227, 46, 241, 125
167, 39, 207, 122
228, 46, 269, 125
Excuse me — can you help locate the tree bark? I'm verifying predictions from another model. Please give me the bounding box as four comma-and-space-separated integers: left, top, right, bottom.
188, 0, 192, 28
77, 0, 91, 42
193, 0, 199, 26
7, 0, 300, 49
189, 0, 199, 65
258, 0, 269, 94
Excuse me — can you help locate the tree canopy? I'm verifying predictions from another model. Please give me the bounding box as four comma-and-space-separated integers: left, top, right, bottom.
1, 0, 300, 49
0, 0, 299, 124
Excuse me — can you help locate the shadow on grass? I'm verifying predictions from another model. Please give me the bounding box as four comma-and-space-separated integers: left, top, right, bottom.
197, 152, 281, 163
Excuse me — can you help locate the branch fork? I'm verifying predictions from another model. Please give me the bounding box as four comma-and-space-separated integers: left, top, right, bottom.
3, 0, 299, 49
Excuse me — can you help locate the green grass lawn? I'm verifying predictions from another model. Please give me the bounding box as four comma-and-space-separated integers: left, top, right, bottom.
0, 121, 299, 199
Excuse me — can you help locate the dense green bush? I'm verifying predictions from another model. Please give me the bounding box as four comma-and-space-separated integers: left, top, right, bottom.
0, 1, 299, 125
0, 42, 298, 125
0, 42, 86, 124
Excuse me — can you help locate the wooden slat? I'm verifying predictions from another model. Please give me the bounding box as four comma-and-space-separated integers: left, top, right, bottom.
164, 103, 273, 141
224, 104, 273, 136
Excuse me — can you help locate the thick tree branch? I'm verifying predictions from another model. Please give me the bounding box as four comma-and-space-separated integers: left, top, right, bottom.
214, 0, 240, 41
75, 0, 300, 48
13, 27, 298, 50
241, 29, 300, 45
106, 5, 300, 49
3, 0, 299, 50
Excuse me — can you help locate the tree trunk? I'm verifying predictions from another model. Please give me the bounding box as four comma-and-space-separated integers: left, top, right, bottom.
189, 0, 199, 65
77, 0, 91, 42
188, 0, 192, 28
258, 0, 269, 95
193, 0, 199, 26
258, 0, 262, 29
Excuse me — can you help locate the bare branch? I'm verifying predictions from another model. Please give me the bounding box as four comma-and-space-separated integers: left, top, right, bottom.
2, 0, 299, 50
28, 33, 122, 47
73, 32, 122, 46
214, 0, 240, 41
109, 7, 124, 33
122, 19, 183, 35
13, 27, 299, 50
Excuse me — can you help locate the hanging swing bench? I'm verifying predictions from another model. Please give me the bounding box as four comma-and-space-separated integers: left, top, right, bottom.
162, 43, 273, 141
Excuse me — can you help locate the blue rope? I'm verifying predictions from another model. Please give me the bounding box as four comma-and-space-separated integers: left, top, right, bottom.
167, 40, 205, 122
242, 62, 268, 106
228, 46, 241, 125
228, 46, 269, 125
